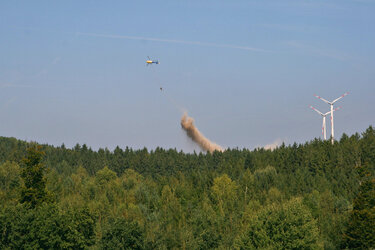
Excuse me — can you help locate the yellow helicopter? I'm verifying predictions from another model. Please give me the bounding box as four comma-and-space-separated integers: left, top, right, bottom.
146, 56, 159, 65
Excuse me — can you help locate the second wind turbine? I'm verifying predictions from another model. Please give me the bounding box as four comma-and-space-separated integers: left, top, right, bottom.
310, 106, 341, 140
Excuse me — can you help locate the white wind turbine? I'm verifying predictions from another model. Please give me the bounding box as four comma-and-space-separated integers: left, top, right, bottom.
310, 106, 341, 140
314, 92, 348, 144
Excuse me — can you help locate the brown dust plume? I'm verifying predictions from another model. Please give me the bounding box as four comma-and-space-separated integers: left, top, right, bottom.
181, 112, 224, 153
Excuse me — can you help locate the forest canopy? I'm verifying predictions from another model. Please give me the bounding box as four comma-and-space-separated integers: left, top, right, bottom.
0, 126, 374, 249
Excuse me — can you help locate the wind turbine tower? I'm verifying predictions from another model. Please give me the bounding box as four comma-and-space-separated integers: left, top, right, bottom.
314, 92, 348, 144
310, 106, 341, 140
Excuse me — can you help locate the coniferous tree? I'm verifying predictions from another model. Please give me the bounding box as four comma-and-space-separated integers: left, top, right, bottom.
343, 164, 375, 249
20, 145, 51, 208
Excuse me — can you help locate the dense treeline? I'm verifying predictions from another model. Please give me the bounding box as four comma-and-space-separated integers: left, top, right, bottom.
0, 127, 374, 249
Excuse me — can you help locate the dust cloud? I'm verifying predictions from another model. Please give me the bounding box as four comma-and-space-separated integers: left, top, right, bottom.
263, 138, 282, 151
180, 112, 224, 153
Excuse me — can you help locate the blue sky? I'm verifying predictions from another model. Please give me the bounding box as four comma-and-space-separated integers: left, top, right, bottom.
1, 0, 374, 152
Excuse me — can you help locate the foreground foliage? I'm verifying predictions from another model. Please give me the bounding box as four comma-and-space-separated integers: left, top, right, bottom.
0, 126, 374, 249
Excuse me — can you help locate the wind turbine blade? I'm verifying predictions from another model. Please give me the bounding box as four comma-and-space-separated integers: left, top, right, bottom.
334, 106, 342, 112
310, 105, 324, 116
332, 92, 349, 104
323, 106, 341, 116
314, 94, 331, 104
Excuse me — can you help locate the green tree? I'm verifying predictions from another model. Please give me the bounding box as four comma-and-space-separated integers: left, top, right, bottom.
100, 218, 144, 250
0, 161, 21, 203
343, 164, 375, 249
253, 165, 277, 192
211, 174, 238, 215
0, 204, 95, 249
211, 174, 239, 247
96, 166, 117, 186
20, 145, 51, 208
236, 197, 321, 249
156, 185, 185, 249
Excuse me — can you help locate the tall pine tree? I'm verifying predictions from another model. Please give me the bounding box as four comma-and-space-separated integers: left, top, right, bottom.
343, 164, 375, 249
20, 145, 51, 208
